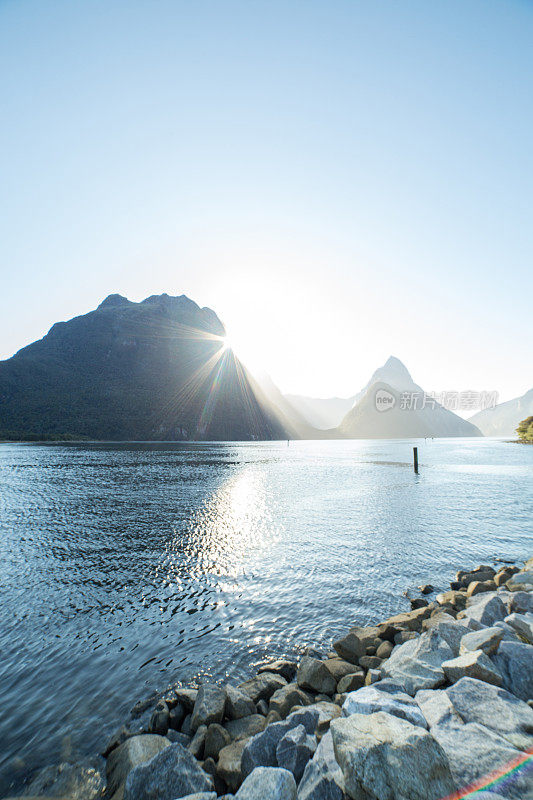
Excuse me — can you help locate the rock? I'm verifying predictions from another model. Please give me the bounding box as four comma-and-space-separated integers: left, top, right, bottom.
493, 620, 521, 642
410, 598, 429, 610
166, 729, 191, 747
188, 725, 207, 759
358, 655, 382, 670
393, 630, 418, 645
235, 766, 297, 799
505, 612, 533, 644
275, 724, 317, 782
376, 641, 393, 659
442, 650, 503, 686
333, 626, 381, 663
436, 590, 467, 610
191, 685, 226, 732
312, 701, 342, 737
509, 591, 533, 615
421, 616, 467, 656
297, 656, 336, 695
331, 711, 455, 800
238, 672, 287, 703
179, 794, 217, 800
225, 686, 256, 720
342, 685, 428, 728
149, 701, 170, 735
181, 714, 192, 735
445, 676, 533, 749
492, 640, 533, 702
379, 605, 433, 634
175, 688, 198, 713
337, 671, 365, 693
123, 743, 213, 800
495, 567, 519, 586
106, 734, 170, 798
458, 593, 507, 626
459, 626, 504, 656
324, 657, 359, 682
225, 715, 266, 741
168, 702, 185, 731
258, 660, 297, 681
415, 689, 463, 728
419, 584, 434, 594
269, 683, 312, 718
466, 579, 497, 597
241, 707, 322, 777
22, 760, 105, 800
102, 725, 132, 758
296, 730, 345, 800
364, 668, 381, 686
216, 739, 249, 792
380, 630, 453, 695
256, 699, 268, 716
506, 569, 533, 592
456, 567, 496, 587
204, 723, 232, 760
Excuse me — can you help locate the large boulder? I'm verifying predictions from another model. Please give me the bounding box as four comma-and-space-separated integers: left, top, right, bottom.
191, 685, 226, 732
106, 734, 170, 799
297, 657, 336, 695
123, 743, 213, 800
442, 650, 503, 686
269, 683, 312, 718
225, 686, 257, 720
445, 677, 533, 750
422, 616, 467, 656
238, 672, 287, 703
235, 766, 297, 799
325, 657, 361, 682
509, 591, 533, 615
342, 685, 428, 728
225, 714, 266, 741
337, 672, 365, 694
459, 626, 504, 655
275, 724, 317, 782
380, 630, 453, 695
330, 711, 455, 800
241, 708, 321, 777
506, 570, 533, 592
505, 612, 533, 644
258, 660, 298, 681
296, 730, 345, 800
333, 626, 381, 664
458, 594, 507, 627
22, 760, 105, 800
204, 723, 232, 760
492, 641, 533, 702
216, 738, 249, 792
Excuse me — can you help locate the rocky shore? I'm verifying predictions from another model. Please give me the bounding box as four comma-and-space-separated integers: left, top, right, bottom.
13, 558, 533, 800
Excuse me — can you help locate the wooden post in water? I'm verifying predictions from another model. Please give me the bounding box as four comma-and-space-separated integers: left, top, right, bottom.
413, 446, 419, 474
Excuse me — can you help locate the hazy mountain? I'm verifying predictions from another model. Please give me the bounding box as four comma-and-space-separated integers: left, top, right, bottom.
252, 374, 320, 438
338, 356, 483, 438
0, 293, 291, 441
283, 393, 356, 429
468, 388, 533, 437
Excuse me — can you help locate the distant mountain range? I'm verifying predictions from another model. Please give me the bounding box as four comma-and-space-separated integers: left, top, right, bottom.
0, 294, 290, 441
0, 296, 492, 441
468, 388, 533, 437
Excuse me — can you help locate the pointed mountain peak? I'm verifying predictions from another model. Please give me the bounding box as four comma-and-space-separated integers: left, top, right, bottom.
97, 293, 132, 310
366, 356, 415, 391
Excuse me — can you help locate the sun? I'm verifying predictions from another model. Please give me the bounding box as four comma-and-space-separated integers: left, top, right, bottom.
221, 336, 232, 351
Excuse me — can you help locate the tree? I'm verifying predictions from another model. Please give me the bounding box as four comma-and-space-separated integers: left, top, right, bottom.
516, 416, 533, 443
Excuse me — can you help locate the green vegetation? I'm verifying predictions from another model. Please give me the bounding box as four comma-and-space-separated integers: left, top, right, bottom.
516, 416, 533, 443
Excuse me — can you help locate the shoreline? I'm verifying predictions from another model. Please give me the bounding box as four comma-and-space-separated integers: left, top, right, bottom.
10, 556, 533, 800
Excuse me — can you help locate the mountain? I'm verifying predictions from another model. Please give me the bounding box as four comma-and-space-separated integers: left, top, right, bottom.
0, 293, 291, 441
283, 394, 356, 429
338, 356, 483, 438
468, 388, 533, 437
252, 374, 320, 438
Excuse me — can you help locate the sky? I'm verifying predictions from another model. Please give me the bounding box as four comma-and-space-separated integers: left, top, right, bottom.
1, 0, 532, 404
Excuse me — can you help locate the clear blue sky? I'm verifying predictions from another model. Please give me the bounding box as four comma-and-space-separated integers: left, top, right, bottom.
1, 0, 531, 401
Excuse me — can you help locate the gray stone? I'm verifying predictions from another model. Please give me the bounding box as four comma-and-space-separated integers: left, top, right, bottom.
225, 685, 256, 720
258, 660, 297, 681
188, 724, 207, 759
446, 676, 533, 749
178, 794, 217, 800
297, 730, 345, 800
191, 685, 226, 732
333, 626, 381, 663
324, 657, 360, 682
364, 668, 381, 686
269, 683, 312, 718
241, 708, 321, 777
297, 657, 337, 695
493, 620, 521, 642
422, 617, 467, 656
276, 724, 317, 782
358, 655, 382, 670
256, 699, 268, 716
149, 701, 170, 735
106, 734, 170, 798
175, 688, 198, 712
492, 640, 533, 702
181, 714, 192, 735
415, 689, 464, 728
168, 702, 185, 731
393, 630, 419, 645
509, 591, 533, 615
342, 685, 428, 728
456, 567, 496, 588
235, 766, 297, 800
505, 612, 533, 644
459, 626, 504, 655
506, 569, 533, 591
466, 579, 497, 597
459, 593, 507, 626
442, 650, 503, 686
166, 729, 191, 747
238, 672, 287, 703
225, 714, 266, 741
123, 743, 213, 800
204, 723, 231, 760
380, 629, 453, 695
23, 759, 105, 800
216, 739, 249, 793
379, 605, 433, 633
376, 641, 393, 659
337, 671, 365, 693
331, 711, 455, 800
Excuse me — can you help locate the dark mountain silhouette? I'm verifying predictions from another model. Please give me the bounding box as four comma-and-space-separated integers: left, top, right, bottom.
338, 357, 482, 438
0, 294, 291, 441
469, 388, 533, 437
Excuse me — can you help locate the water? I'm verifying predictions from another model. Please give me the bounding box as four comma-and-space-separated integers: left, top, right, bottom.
0, 437, 531, 794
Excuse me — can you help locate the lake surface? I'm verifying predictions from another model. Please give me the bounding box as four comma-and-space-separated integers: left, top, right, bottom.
0, 438, 532, 794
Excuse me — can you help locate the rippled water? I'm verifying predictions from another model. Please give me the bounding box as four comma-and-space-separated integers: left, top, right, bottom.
0, 438, 532, 795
